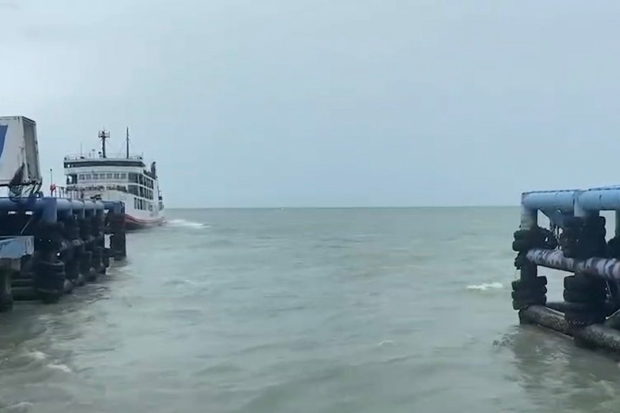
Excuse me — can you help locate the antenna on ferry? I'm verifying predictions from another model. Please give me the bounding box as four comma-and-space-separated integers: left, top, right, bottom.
98, 129, 110, 159
126, 127, 130, 159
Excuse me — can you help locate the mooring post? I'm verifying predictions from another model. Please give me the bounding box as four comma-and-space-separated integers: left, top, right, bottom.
518, 204, 538, 281
108, 202, 126, 261
82, 209, 97, 281
513, 202, 549, 324
519, 204, 538, 232
34, 197, 67, 303
564, 198, 606, 343
92, 208, 105, 274
609, 210, 620, 303
0, 264, 13, 312
40, 197, 58, 224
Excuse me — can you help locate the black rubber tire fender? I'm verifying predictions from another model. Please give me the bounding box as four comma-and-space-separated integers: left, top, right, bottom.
512, 239, 530, 252
512, 296, 546, 311
563, 289, 607, 304
512, 288, 547, 302
564, 275, 607, 291
511, 277, 547, 291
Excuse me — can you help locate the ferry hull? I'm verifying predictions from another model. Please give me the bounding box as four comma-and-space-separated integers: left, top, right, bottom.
125, 214, 165, 230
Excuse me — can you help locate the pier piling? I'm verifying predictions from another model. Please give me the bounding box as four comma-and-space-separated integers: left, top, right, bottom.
512, 186, 620, 354
0, 197, 127, 308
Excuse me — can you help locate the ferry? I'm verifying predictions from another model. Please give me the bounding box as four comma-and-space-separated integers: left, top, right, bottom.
59, 128, 165, 230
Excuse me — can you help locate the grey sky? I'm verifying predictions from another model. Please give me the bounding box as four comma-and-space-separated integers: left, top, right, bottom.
1, 0, 619, 208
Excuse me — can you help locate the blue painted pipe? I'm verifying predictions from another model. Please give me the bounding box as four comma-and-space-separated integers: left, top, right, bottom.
41, 198, 57, 223
0, 196, 119, 228
522, 187, 620, 212
69, 200, 84, 210
522, 190, 577, 212
527, 248, 620, 281
578, 189, 620, 211
0, 197, 114, 224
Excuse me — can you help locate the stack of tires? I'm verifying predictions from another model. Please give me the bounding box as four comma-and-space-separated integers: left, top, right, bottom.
109, 213, 127, 260
34, 223, 66, 304
103, 247, 111, 268
560, 216, 606, 259
63, 216, 82, 287
563, 274, 608, 327
511, 226, 555, 311
80, 249, 94, 282
512, 227, 558, 255
35, 259, 66, 304
607, 236, 620, 259
512, 276, 547, 310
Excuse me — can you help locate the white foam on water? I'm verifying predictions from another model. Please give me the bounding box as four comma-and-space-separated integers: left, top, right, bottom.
25, 351, 46, 361
166, 219, 208, 229
166, 278, 208, 288
466, 282, 504, 291
0, 402, 34, 412
47, 363, 72, 373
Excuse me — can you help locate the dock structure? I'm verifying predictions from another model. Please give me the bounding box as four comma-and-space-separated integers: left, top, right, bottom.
0, 116, 128, 311
0, 197, 127, 310
513, 186, 620, 351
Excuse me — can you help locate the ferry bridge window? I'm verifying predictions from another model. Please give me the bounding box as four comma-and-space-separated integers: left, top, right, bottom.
121, 173, 127, 180
114, 173, 120, 179
107, 173, 113, 179
79, 174, 85, 180
85, 174, 92, 180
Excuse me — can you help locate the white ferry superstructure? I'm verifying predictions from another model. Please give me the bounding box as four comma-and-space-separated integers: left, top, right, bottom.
61, 128, 164, 230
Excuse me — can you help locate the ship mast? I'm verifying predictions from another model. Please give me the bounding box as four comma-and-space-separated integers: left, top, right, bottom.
126, 127, 130, 159
98, 129, 110, 159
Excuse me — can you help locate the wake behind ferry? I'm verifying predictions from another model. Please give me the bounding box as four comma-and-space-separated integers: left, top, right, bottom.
59, 128, 165, 230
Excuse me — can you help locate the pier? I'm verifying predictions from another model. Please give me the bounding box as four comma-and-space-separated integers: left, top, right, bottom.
0, 116, 128, 310
0, 197, 127, 309
513, 186, 620, 351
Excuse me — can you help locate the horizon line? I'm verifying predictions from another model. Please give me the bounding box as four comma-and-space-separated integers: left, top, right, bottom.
162, 204, 520, 210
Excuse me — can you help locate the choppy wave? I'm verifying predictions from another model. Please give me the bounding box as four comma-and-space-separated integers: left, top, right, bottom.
466, 282, 504, 291
24, 351, 46, 361
24, 351, 71, 373
0, 401, 34, 412
46, 364, 72, 373
165, 219, 209, 229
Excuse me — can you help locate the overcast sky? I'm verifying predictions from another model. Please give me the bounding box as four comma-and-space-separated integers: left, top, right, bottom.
1, 0, 620, 208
